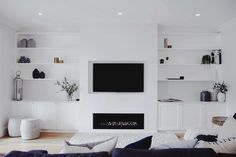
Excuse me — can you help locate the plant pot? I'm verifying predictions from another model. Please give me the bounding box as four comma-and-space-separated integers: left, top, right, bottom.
67, 94, 73, 101
217, 92, 226, 102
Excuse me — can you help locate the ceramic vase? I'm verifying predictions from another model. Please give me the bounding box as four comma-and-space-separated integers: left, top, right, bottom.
217, 92, 226, 102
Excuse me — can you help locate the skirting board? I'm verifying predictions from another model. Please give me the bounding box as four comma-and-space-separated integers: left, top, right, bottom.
40, 129, 78, 133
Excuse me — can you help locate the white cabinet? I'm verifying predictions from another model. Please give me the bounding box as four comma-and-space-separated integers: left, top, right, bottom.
158, 102, 226, 131
158, 103, 181, 130
182, 104, 204, 129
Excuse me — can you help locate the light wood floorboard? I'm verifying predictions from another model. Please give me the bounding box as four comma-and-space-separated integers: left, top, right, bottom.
0, 132, 74, 154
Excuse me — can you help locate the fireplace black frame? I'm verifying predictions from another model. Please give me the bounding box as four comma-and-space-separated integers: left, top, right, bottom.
93, 113, 144, 129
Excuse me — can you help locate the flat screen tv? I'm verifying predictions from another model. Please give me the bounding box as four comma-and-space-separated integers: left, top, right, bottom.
93, 63, 144, 92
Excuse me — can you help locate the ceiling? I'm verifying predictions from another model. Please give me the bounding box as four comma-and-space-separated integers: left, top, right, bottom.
0, 0, 236, 30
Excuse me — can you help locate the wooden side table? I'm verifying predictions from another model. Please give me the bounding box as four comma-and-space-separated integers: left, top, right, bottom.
212, 116, 228, 126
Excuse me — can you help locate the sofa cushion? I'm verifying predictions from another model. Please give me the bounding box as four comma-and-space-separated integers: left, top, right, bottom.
151, 139, 197, 149
69, 132, 178, 148
125, 136, 152, 150
112, 148, 216, 157
42, 152, 109, 157
218, 118, 236, 139
61, 137, 117, 154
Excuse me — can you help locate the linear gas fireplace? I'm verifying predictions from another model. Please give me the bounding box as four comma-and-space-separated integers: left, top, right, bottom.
93, 113, 144, 129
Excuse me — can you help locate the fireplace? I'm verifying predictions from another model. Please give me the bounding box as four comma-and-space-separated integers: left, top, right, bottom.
93, 113, 144, 129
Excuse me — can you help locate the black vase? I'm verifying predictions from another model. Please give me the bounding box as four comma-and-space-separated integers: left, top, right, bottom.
32, 69, 40, 79
39, 71, 45, 79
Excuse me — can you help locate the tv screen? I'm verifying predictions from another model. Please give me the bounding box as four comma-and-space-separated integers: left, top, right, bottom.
93, 63, 144, 92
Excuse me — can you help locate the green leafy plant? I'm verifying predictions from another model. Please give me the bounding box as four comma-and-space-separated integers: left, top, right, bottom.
55, 77, 78, 99
213, 82, 228, 94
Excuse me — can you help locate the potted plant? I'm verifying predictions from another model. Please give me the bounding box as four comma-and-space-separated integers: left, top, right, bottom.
55, 77, 78, 101
213, 82, 228, 102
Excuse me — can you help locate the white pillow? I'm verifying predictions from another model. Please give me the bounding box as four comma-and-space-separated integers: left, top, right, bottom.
151, 139, 197, 150
60, 136, 118, 154
218, 117, 236, 139
195, 137, 236, 154
184, 128, 218, 140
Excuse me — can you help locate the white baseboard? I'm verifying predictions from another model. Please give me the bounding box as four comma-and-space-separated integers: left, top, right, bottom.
41, 129, 78, 133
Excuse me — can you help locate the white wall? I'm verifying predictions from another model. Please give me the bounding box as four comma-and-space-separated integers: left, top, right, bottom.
220, 18, 236, 116
0, 24, 15, 137
78, 24, 158, 132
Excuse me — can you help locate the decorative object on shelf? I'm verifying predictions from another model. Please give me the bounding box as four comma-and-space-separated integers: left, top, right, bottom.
54, 57, 60, 63
167, 76, 184, 80
55, 77, 78, 101
32, 68, 40, 79
211, 52, 215, 64
213, 82, 228, 102
158, 98, 183, 102
160, 59, 164, 64
211, 90, 218, 101
39, 71, 45, 79
18, 56, 31, 63
18, 39, 27, 48
167, 45, 172, 48
59, 59, 64, 63
27, 38, 36, 48
201, 55, 211, 64
164, 38, 168, 48
13, 71, 23, 101
212, 116, 228, 126
218, 49, 222, 64
200, 91, 211, 102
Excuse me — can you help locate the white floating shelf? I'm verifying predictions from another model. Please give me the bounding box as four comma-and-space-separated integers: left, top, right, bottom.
158, 48, 221, 51
17, 63, 79, 66
158, 79, 215, 82
12, 100, 80, 104
22, 78, 79, 81
158, 101, 225, 104
17, 47, 61, 50
16, 32, 80, 36
158, 32, 220, 36
159, 64, 220, 67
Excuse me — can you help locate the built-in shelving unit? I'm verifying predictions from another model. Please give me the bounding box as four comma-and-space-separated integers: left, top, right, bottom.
15, 32, 80, 102
158, 31, 222, 102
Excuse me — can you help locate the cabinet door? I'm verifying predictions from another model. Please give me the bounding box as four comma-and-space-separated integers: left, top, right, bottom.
158, 103, 180, 130
182, 104, 204, 130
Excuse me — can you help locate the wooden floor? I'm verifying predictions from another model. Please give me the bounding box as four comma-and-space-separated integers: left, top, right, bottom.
0, 132, 74, 154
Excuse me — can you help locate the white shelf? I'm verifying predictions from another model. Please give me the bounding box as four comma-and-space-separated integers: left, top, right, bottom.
158, 79, 215, 82
159, 64, 220, 67
158, 101, 225, 104
12, 100, 80, 104
158, 48, 220, 51
17, 63, 79, 66
16, 32, 80, 36
158, 32, 220, 36
17, 47, 61, 51
22, 78, 79, 81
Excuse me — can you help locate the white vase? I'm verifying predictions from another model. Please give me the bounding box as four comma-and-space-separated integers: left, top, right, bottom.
217, 92, 226, 102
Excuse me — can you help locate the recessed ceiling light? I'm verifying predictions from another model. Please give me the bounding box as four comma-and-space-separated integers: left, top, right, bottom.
38, 12, 43, 16
117, 12, 123, 16
195, 13, 201, 17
